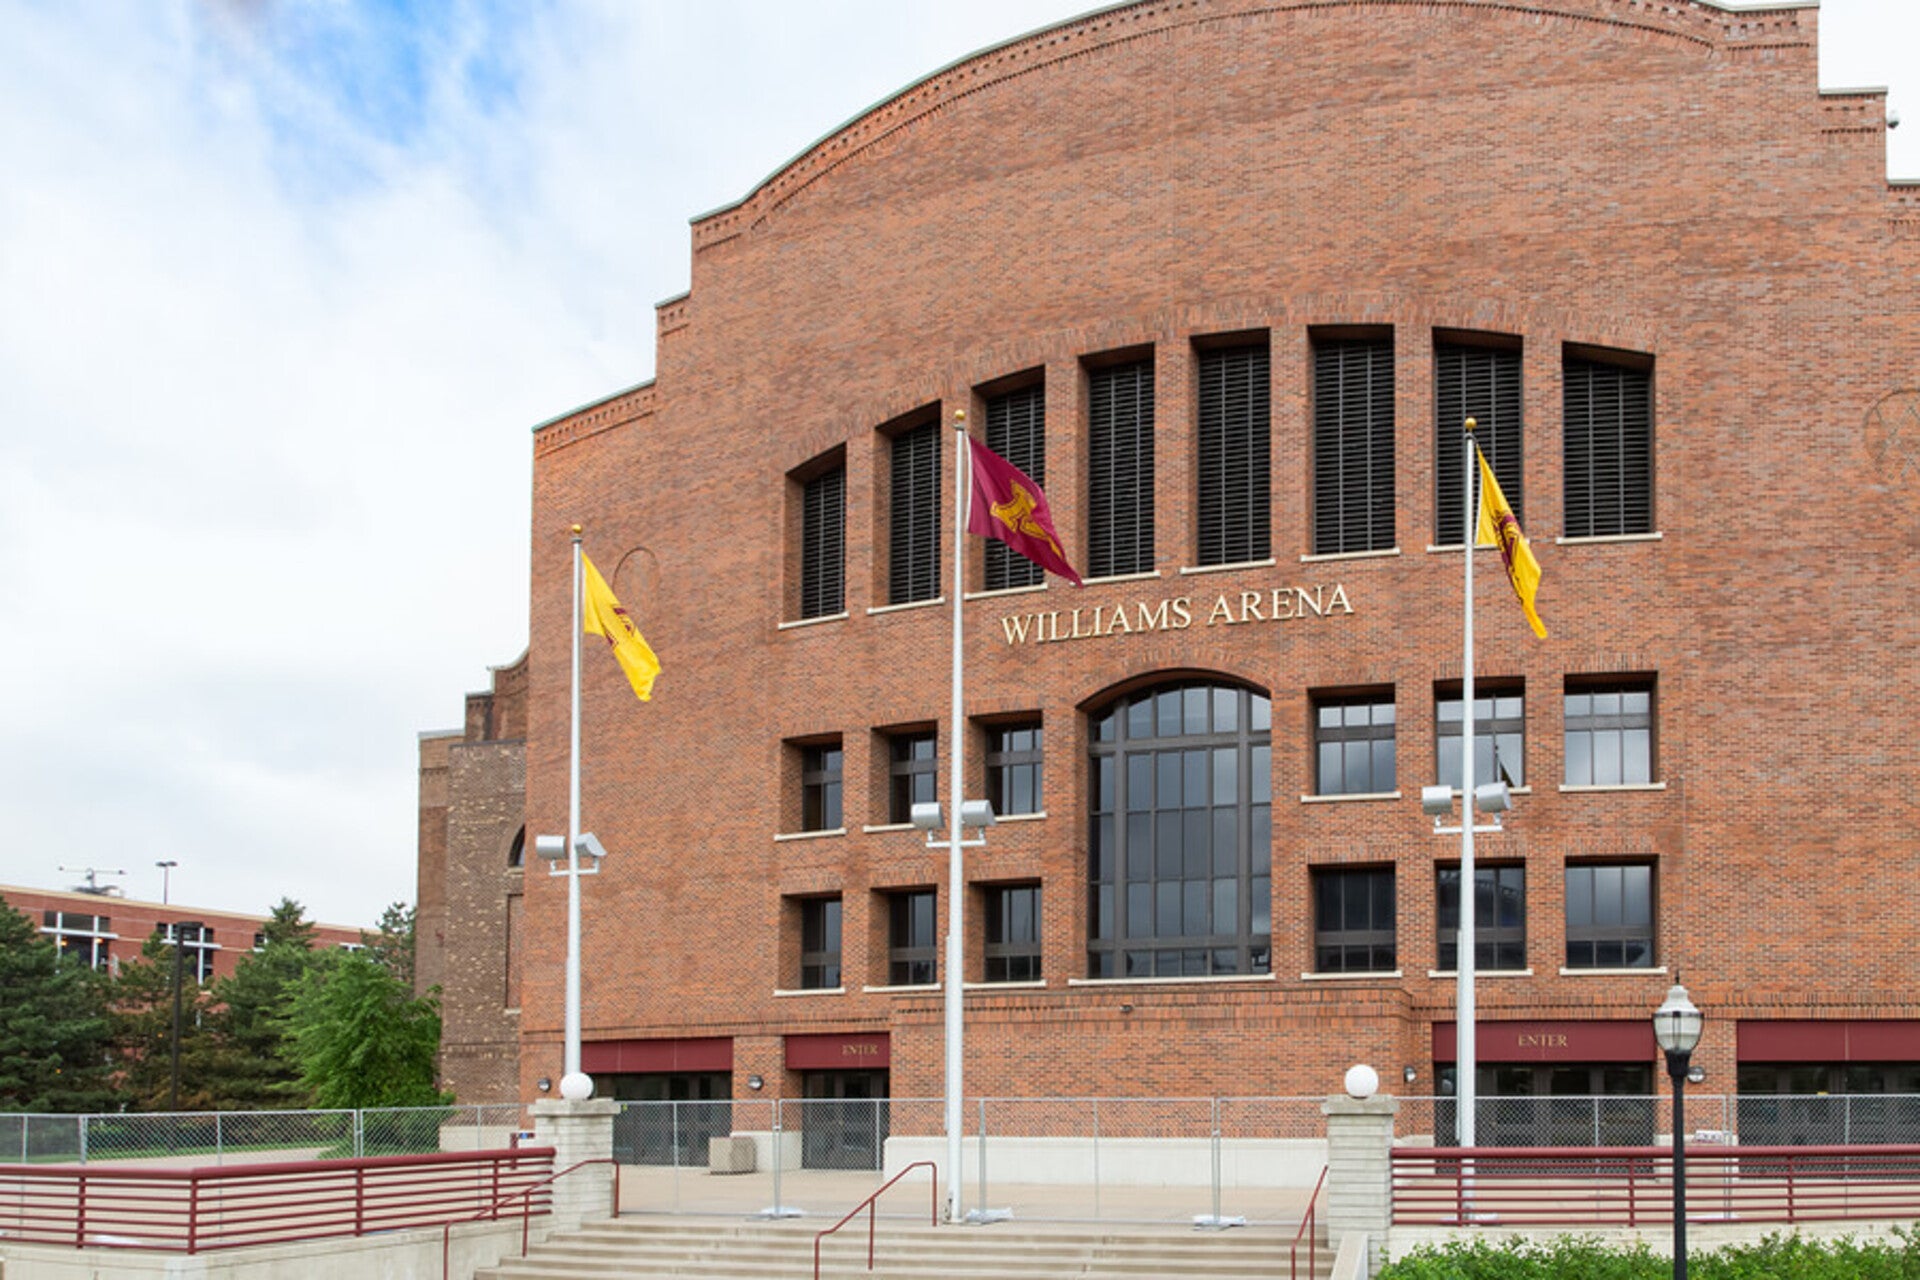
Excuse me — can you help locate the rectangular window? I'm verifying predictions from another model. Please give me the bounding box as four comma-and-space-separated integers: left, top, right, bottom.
800, 463, 846, 619
799, 897, 842, 989
1564, 863, 1655, 969
985, 720, 1043, 817
1437, 865, 1526, 971
1436, 682, 1525, 790
42, 911, 114, 970
1314, 692, 1397, 796
163, 922, 218, 983
888, 419, 941, 604
801, 741, 844, 831
1313, 336, 1395, 555
1564, 350, 1653, 538
1088, 359, 1155, 578
1196, 343, 1270, 565
1435, 340, 1522, 546
985, 884, 1042, 982
1312, 868, 1396, 974
1564, 679, 1654, 786
887, 889, 936, 986
984, 383, 1046, 591
887, 730, 937, 824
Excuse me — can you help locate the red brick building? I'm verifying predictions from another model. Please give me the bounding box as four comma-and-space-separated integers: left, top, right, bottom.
493, 0, 1919, 1137
0, 883, 363, 984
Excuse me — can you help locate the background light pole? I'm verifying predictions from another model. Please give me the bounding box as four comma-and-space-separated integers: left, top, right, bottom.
155, 860, 177, 904
1653, 981, 1704, 1280
168, 920, 204, 1115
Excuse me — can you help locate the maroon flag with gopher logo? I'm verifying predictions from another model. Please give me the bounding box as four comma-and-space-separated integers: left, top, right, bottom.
966, 437, 1084, 586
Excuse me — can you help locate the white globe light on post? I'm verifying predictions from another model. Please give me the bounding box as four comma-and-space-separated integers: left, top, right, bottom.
1652, 982, 1704, 1280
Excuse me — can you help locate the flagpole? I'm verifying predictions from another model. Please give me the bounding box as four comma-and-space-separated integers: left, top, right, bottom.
1458, 421, 1478, 1151
944, 409, 971, 1223
565, 526, 588, 1097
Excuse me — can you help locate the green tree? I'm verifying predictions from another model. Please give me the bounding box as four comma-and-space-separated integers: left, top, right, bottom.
201, 898, 318, 1109
361, 900, 416, 991
287, 949, 447, 1109
0, 896, 116, 1111
107, 928, 217, 1110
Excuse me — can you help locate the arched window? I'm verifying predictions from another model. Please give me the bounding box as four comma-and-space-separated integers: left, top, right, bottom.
507, 828, 525, 870
1088, 681, 1271, 979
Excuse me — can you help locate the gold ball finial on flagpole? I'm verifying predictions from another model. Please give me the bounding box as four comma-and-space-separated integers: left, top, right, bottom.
1464, 417, 1478, 434
571, 524, 583, 534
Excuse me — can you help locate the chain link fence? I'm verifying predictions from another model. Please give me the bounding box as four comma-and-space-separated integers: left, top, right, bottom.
0, 1104, 525, 1166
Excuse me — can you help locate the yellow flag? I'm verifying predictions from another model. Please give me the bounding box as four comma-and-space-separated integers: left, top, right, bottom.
582, 552, 661, 701
1475, 446, 1547, 639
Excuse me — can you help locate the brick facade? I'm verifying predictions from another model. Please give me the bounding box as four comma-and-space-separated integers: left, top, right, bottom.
496, 0, 1916, 1107
417, 654, 527, 1104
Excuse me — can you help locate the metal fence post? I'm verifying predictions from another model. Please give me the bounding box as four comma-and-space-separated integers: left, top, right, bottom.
978, 1098, 988, 1212
1211, 1096, 1223, 1226
353, 1109, 365, 1160
79, 1113, 88, 1165
215, 1112, 225, 1164
1092, 1098, 1101, 1220
772, 1099, 784, 1214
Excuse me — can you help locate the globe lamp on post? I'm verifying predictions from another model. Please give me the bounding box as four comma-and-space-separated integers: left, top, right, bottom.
1652, 982, 1704, 1280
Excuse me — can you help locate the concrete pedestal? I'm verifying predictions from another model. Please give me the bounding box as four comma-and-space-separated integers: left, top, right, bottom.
1322, 1092, 1398, 1277
530, 1097, 619, 1232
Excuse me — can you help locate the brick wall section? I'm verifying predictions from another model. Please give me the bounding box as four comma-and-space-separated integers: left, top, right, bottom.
512, 0, 1919, 1104
418, 654, 528, 1104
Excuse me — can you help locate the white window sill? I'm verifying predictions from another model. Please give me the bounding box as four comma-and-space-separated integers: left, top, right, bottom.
1081, 569, 1163, 586
1301, 791, 1403, 804
1178, 558, 1277, 577
772, 987, 845, 998
996, 810, 1047, 823
1067, 972, 1277, 988
1560, 965, 1667, 977
1427, 968, 1534, 979
1558, 782, 1666, 793
1554, 532, 1663, 546
774, 828, 847, 843
1301, 970, 1404, 982
777, 612, 849, 631
965, 979, 1047, 991
861, 822, 915, 834
1300, 547, 1402, 564
867, 597, 945, 616
964, 582, 1048, 601
862, 983, 939, 994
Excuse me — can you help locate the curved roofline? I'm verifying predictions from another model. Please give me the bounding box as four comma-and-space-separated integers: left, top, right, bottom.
691, 0, 1823, 231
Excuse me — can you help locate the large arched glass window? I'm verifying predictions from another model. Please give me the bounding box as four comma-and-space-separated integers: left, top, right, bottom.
1088, 681, 1271, 978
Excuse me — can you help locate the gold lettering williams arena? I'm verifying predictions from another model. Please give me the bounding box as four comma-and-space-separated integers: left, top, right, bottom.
996, 584, 1353, 646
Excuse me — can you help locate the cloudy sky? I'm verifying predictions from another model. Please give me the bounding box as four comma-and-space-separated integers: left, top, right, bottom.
1, 1, 1913, 930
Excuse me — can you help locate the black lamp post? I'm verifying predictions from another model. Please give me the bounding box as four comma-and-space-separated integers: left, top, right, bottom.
1653, 981, 1704, 1280
168, 921, 205, 1115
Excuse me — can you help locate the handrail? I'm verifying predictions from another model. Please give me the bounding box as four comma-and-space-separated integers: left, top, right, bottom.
440, 1156, 618, 1280
1290, 1163, 1328, 1280
813, 1160, 937, 1280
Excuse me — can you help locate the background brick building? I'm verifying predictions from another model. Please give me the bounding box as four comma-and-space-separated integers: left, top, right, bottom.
429, 0, 1918, 1142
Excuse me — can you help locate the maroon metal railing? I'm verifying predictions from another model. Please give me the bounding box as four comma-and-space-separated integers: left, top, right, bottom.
1290, 1164, 1328, 1279
0, 1146, 556, 1252
440, 1156, 618, 1280
1393, 1143, 1920, 1227
813, 1161, 938, 1280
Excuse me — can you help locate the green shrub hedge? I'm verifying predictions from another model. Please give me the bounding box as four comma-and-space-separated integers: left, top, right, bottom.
1377, 1230, 1920, 1279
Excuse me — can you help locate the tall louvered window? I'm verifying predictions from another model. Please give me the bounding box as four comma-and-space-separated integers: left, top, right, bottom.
984, 384, 1045, 591
1435, 342, 1522, 546
1197, 345, 1270, 565
888, 420, 941, 604
800, 464, 845, 619
1313, 337, 1395, 555
1564, 353, 1653, 537
1088, 360, 1155, 578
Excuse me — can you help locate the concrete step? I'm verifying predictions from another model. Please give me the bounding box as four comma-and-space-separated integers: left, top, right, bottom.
474, 1217, 1336, 1280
